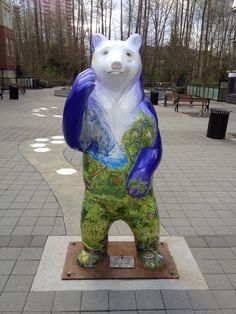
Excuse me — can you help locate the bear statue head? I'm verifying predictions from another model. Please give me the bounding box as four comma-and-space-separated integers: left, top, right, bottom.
91, 34, 142, 92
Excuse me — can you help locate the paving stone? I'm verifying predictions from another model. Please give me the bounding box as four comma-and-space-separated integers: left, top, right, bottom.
194, 226, 215, 236
191, 248, 215, 260
218, 260, 236, 273
3, 209, 23, 217
8, 236, 32, 247
30, 235, 47, 247
18, 247, 43, 260
51, 225, 66, 235
3, 312, 23, 314
12, 226, 34, 235
109, 312, 138, 314
213, 291, 236, 309
52, 291, 81, 312
176, 226, 196, 235
0, 248, 21, 260
0, 260, 15, 275
109, 291, 137, 311
81, 290, 108, 311
135, 290, 164, 310
197, 260, 223, 274
4, 275, 34, 292
17, 216, 38, 225
81, 312, 110, 314
223, 236, 236, 247
0, 292, 28, 312
22, 209, 41, 217
204, 274, 234, 290
194, 311, 222, 314
210, 248, 235, 260
204, 236, 228, 247
12, 260, 39, 275
40, 208, 58, 217
227, 274, 236, 289
0, 275, 8, 291
162, 290, 192, 310
31, 225, 53, 235
36, 216, 55, 226
0, 226, 15, 235
166, 311, 194, 314
24, 292, 55, 312
187, 290, 219, 310
54, 217, 64, 226
23, 312, 51, 314
0, 236, 11, 247
0, 217, 18, 227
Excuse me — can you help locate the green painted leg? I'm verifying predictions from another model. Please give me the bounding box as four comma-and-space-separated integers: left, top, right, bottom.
77, 192, 111, 269
136, 241, 165, 270
126, 194, 165, 270
77, 247, 107, 269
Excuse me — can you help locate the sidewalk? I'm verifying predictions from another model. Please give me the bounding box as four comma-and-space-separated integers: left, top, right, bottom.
0, 88, 236, 313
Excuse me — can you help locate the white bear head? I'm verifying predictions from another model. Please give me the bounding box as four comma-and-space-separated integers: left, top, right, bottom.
91, 34, 142, 92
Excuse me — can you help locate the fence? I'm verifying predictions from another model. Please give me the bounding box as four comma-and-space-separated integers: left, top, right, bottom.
0, 77, 69, 89
187, 82, 228, 101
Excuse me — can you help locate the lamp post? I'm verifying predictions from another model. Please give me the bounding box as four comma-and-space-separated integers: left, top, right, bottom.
226, 0, 236, 103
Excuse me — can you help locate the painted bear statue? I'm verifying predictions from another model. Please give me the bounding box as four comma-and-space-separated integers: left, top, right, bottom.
63, 33, 164, 270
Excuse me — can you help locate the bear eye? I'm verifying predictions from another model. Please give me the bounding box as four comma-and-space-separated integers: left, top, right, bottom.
103, 51, 108, 55
126, 52, 132, 57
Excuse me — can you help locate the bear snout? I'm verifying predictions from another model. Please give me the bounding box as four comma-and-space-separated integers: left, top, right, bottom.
111, 61, 122, 71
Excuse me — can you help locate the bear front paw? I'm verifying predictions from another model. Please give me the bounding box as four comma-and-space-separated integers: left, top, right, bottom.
74, 69, 96, 94
127, 178, 150, 198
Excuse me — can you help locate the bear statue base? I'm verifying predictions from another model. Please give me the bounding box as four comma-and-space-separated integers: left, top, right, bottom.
62, 241, 179, 280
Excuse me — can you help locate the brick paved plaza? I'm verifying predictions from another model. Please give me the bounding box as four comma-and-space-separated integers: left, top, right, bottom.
0, 88, 236, 313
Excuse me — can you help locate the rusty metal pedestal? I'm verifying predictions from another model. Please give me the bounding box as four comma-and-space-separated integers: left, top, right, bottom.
62, 241, 179, 280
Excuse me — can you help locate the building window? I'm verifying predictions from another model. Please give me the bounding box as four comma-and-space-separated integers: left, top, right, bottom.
3, 7, 13, 29
5, 38, 14, 57
5, 38, 9, 56
9, 39, 14, 57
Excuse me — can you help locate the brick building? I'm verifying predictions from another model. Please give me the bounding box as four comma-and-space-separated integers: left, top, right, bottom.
0, 0, 16, 83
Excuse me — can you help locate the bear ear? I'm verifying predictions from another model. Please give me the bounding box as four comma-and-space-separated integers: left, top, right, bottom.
126, 34, 142, 51
92, 33, 107, 50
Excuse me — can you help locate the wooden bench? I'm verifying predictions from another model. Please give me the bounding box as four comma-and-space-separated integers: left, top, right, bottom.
0, 86, 9, 100
164, 93, 178, 106
175, 95, 210, 113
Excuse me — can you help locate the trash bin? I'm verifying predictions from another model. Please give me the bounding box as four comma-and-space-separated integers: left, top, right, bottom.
9, 86, 19, 100
150, 91, 159, 105
206, 108, 231, 139
32, 79, 40, 89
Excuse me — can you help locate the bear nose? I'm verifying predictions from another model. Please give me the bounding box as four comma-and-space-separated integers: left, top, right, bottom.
111, 61, 122, 71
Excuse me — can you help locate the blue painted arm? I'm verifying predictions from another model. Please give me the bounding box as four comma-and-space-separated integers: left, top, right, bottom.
62, 69, 95, 151
126, 100, 162, 198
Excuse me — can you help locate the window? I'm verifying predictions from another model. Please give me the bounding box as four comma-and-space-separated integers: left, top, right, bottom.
5, 38, 9, 56
9, 39, 14, 57
3, 7, 13, 29
5, 38, 14, 57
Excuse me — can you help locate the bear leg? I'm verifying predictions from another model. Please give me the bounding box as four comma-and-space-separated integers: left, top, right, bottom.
77, 192, 112, 269
125, 194, 165, 270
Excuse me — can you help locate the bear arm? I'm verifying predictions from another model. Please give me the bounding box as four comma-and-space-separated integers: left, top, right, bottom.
63, 78, 94, 151
126, 127, 162, 198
